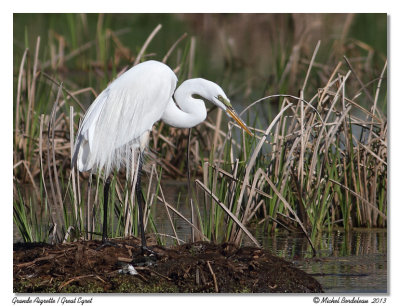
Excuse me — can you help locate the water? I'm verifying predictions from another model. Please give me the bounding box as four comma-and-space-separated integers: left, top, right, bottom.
259, 230, 387, 293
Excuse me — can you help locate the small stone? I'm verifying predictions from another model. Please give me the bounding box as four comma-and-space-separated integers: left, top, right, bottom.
118, 264, 138, 275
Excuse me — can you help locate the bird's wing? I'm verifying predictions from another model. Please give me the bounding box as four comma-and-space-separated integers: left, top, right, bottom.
72, 61, 177, 175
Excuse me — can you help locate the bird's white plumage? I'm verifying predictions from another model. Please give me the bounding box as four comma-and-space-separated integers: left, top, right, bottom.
73, 61, 177, 177
72, 60, 247, 178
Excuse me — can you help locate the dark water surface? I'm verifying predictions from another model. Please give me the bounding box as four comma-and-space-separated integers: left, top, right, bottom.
260, 230, 387, 293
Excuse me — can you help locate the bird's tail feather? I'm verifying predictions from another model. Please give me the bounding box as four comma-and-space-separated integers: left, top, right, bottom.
71, 135, 93, 173
71, 136, 82, 169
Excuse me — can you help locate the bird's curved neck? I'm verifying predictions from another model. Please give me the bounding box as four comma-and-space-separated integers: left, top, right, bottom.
161, 80, 207, 129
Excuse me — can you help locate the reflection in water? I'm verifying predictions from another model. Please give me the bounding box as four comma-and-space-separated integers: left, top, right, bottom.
259, 230, 387, 293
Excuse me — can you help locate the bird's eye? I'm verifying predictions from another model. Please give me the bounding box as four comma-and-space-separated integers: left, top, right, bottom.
216, 95, 232, 108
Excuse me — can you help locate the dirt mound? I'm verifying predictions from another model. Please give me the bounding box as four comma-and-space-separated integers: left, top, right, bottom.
13, 238, 323, 293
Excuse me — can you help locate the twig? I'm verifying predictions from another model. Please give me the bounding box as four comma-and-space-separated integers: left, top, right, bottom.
136, 266, 172, 281
301, 40, 320, 92
162, 32, 187, 63
343, 55, 374, 103
69, 106, 78, 222
15, 48, 28, 149
357, 140, 387, 165
95, 275, 106, 284
59, 274, 94, 290
19, 161, 40, 201
63, 226, 75, 243
41, 72, 86, 111
39, 114, 49, 212
117, 257, 133, 263
16, 254, 58, 268
206, 261, 218, 293
134, 24, 162, 65
153, 233, 185, 244
188, 37, 196, 78
186, 128, 195, 241
208, 163, 272, 199
25, 37, 40, 146
368, 59, 387, 140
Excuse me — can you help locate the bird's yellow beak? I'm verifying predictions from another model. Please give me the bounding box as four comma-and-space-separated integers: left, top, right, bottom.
226, 107, 253, 137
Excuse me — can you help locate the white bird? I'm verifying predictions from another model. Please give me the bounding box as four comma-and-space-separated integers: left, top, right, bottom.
72, 60, 252, 253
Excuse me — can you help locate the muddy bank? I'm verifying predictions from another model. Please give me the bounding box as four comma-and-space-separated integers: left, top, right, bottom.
14, 237, 323, 293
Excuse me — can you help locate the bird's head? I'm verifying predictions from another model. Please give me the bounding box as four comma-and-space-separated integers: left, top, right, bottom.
212, 93, 253, 137
191, 79, 253, 137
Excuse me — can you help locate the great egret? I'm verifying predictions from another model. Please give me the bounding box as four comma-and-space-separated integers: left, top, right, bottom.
72, 60, 252, 253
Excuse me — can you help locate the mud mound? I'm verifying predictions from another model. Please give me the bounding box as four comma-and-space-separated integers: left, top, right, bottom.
13, 238, 323, 293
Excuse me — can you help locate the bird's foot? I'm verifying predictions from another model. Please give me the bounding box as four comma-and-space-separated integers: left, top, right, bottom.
141, 245, 158, 256
96, 238, 119, 251
130, 245, 159, 267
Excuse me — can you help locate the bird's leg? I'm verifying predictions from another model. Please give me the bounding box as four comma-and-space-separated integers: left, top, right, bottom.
96, 177, 118, 250
136, 152, 157, 257
136, 153, 146, 248
102, 176, 111, 243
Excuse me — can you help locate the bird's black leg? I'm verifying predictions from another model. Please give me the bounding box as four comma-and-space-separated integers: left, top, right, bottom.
96, 177, 118, 250
102, 176, 111, 243
136, 152, 157, 256
136, 153, 147, 249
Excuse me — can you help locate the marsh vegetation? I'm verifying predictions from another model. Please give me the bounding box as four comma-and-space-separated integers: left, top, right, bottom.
13, 14, 387, 254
